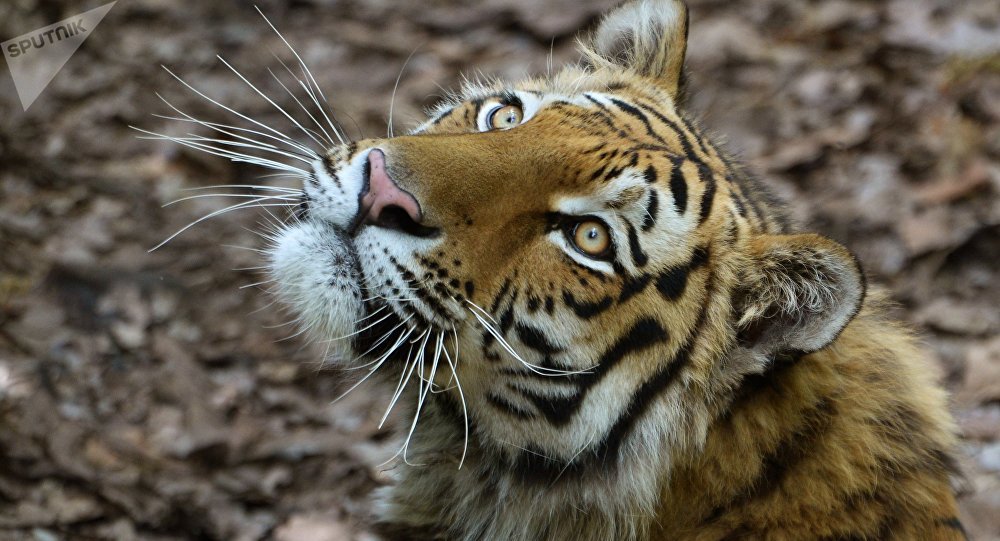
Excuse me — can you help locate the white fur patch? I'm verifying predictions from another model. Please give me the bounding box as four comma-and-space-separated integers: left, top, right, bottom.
267, 221, 364, 363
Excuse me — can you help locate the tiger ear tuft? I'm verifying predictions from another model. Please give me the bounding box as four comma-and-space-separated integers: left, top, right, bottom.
581, 0, 689, 99
734, 234, 866, 357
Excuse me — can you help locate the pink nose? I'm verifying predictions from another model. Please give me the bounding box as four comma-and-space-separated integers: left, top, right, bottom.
360, 149, 422, 227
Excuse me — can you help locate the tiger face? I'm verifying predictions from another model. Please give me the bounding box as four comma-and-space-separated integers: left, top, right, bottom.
269, 0, 866, 476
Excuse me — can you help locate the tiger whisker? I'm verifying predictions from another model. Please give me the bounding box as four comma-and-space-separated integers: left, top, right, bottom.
352, 313, 415, 363
388, 45, 422, 139
256, 6, 348, 145
164, 193, 298, 207
266, 63, 336, 148
550, 433, 595, 486
216, 54, 327, 154
380, 334, 424, 428
133, 128, 308, 175
331, 325, 414, 403
274, 318, 316, 342
152, 117, 314, 164
152, 93, 316, 157
319, 310, 395, 343
182, 184, 302, 194
157, 65, 309, 155
240, 278, 276, 290
176, 131, 315, 165
150, 198, 296, 252
442, 326, 469, 468
222, 244, 269, 254
272, 53, 347, 145
465, 300, 588, 376
397, 331, 439, 465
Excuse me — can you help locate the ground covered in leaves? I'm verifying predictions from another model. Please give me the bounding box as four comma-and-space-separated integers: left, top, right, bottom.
1, 0, 998, 539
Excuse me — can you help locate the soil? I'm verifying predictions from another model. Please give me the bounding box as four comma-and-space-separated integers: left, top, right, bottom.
1, 0, 998, 539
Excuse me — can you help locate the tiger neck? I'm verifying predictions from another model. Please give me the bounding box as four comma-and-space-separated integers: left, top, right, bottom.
375, 390, 706, 541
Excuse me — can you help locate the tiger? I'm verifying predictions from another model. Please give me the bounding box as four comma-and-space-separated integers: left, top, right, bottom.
160, 0, 968, 539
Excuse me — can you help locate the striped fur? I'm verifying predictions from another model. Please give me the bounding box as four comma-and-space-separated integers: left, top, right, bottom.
264, 1, 965, 539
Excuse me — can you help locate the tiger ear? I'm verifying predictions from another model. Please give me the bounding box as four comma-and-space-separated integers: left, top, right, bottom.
734, 234, 866, 357
581, 0, 689, 100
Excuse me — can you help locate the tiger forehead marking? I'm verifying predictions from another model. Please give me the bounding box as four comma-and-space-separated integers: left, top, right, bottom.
254, 0, 966, 539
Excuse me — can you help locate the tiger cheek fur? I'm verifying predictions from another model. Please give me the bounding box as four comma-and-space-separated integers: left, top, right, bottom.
264, 0, 966, 540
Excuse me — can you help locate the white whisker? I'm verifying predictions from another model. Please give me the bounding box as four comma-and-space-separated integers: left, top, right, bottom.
267, 62, 336, 148
176, 131, 314, 165
164, 193, 297, 207
331, 325, 414, 403
320, 310, 395, 343
183, 184, 301, 194
133, 127, 309, 175
256, 6, 347, 145
381, 336, 423, 428
353, 314, 415, 362
150, 198, 294, 251
442, 325, 469, 468
466, 300, 588, 377
159, 65, 311, 154
152, 92, 315, 156
388, 46, 422, 139
216, 54, 326, 155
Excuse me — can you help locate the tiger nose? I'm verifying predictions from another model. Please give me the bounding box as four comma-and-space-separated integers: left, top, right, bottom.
359, 149, 423, 229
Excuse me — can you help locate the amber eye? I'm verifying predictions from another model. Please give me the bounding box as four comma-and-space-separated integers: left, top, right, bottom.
571, 220, 611, 257
487, 104, 523, 129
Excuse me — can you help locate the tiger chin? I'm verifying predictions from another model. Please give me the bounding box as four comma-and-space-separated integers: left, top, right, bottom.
264, 1, 966, 539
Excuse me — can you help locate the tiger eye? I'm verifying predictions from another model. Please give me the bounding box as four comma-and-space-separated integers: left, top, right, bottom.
573, 220, 610, 256
488, 105, 523, 129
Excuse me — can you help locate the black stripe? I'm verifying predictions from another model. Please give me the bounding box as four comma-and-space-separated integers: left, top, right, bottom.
588, 163, 608, 181
729, 188, 748, 218
655, 246, 709, 300
562, 290, 613, 319
430, 105, 456, 125
490, 278, 513, 312
635, 101, 698, 159
498, 303, 515, 334
618, 274, 652, 303
583, 93, 608, 111
322, 154, 342, 188
602, 164, 626, 183
938, 517, 969, 540
719, 351, 805, 424
669, 157, 688, 214
642, 190, 659, 231
609, 97, 666, 145
706, 398, 837, 522
502, 315, 679, 480
591, 318, 667, 382
515, 324, 561, 355
391, 259, 452, 321
513, 387, 578, 426
698, 163, 717, 224
499, 317, 669, 434
643, 164, 658, 184
597, 272, 714, 461
677, 112, 713, 158
626, 221, 649, 267
486, 392, 535, 420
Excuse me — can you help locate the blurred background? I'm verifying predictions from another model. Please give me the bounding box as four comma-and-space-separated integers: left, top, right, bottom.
0, 0, 997, 539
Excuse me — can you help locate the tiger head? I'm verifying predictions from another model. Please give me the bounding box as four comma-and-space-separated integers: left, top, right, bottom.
269, 0, 865, 480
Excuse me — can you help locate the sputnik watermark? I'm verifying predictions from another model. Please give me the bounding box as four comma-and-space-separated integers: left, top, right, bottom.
2, 2, 116, 111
